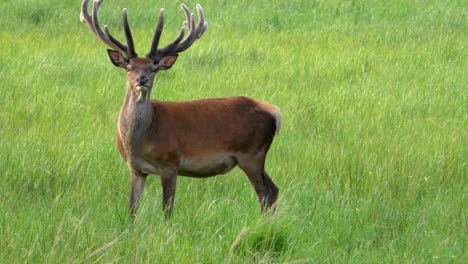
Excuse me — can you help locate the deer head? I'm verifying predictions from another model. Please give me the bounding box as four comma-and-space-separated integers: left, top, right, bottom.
80, 0, 207, 100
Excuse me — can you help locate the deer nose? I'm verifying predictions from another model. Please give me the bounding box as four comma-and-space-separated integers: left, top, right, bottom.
136, 76, 148, 86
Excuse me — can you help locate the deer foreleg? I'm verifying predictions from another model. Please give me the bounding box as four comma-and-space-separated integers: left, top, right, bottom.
129, 171, 148, 217
160, 167, 178, 219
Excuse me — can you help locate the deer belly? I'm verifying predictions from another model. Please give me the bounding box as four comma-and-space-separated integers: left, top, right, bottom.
178, 156, 238, 177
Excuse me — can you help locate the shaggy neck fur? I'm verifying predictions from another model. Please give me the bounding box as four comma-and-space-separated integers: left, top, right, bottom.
118, 83, 153, 156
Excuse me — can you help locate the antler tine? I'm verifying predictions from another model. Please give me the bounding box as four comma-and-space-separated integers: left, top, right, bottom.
81, 0, 109, 40
147, 9, 166, 59
196, 4, 208, 38
91, 0, 116, 48
147, 3, 208, 61
94, 0, 128, 55
178, 4, 207, 43
80, 0, 135, 59
122, 9, 138, 58
104, 26, 127, 53
80, 0, 96, 34
146, 5, 190, 60
150, 27, 185, 61
154, 9, 194, 57
173, 12, 198, 53
170, 4, 208, 53
181, 4, 192, 28
91, 0, 127, 56
167, 4, 197, 53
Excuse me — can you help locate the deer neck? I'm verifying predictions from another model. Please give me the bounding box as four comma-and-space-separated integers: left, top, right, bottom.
118, 83, 153, 149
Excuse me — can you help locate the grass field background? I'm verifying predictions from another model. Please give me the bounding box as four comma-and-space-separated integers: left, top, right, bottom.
0, 0, 466, 262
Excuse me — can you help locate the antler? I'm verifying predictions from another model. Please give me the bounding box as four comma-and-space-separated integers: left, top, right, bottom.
80, 0, 137, 59
147, 4, 208, 61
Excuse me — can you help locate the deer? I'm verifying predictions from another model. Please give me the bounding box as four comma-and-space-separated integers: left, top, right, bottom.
80, 0, 282, 218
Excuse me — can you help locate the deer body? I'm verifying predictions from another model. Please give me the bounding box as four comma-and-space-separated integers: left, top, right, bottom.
81, 0, 281, 217
118, 95, 281, 177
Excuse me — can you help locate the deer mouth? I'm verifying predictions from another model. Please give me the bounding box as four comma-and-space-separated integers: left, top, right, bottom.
136, 85, 149, 93
135, 85, 149, 102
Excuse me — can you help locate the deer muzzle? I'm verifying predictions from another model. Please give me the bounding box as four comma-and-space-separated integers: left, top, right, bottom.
136, 85, 149, 102
136, 85, 149, 93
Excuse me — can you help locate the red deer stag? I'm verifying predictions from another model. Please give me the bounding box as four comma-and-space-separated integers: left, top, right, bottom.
80, 0, 282, 217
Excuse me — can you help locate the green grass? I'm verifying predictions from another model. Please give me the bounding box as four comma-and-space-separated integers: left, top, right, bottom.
0, 0, 466, 262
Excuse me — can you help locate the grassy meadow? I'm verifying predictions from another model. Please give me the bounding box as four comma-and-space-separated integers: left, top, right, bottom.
0, 0, 466, 262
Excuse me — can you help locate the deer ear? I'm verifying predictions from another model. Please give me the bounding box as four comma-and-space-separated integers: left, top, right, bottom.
107, 49, 128, 68
157, 55, 179, 71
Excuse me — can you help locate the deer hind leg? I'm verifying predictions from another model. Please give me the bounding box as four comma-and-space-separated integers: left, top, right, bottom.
237, 153, 279, 212
262, 170, 279, 209
130, 171, 148, 217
